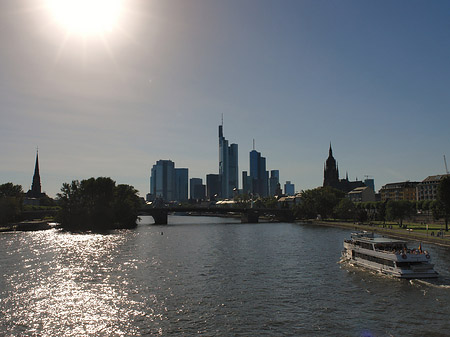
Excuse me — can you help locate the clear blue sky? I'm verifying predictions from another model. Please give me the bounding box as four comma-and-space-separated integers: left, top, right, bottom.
1, 0, 449, 197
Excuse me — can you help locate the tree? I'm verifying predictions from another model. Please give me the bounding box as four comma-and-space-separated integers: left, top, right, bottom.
333, 198, 356, 220
376, 201, 387, 223
386, 200, 414, 227
0, 183, 24, 225
437, 176, 450, 231
293, 186, 344, 220
233, 194, 251, 208
57, 177, 141, 230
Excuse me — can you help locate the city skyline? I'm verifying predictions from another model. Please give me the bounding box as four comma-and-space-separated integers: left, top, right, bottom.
1, 1, 449, 197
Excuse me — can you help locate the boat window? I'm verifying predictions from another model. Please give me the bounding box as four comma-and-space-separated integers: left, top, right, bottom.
395, 261, 426, 269
354, 252, 395, 267
359, 242, 373, 250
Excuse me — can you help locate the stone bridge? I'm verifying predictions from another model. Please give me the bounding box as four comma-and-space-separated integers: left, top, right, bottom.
138, 206, 295, 225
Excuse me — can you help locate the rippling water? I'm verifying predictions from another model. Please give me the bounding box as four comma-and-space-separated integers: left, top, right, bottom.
1, 216, 450, 336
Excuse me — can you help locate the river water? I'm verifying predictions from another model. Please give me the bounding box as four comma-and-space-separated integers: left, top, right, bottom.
1, 216, 450, 336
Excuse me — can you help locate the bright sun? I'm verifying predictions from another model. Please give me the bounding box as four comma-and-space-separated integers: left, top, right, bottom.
47, 0, 124, 35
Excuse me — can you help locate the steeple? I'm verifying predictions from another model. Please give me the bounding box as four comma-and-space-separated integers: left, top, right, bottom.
30, 149, 42, 198
323, 143, 339, 188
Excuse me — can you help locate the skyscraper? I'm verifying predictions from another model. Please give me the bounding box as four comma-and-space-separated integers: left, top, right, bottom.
150, 160, 176, 202
175, 168, 188, 201
206, 174, 220, 200
249, 149, 268, 197
284, 181, 295, 196
190, 178, 205, 200
269, 170, 280, 196
218, 123, 238, 198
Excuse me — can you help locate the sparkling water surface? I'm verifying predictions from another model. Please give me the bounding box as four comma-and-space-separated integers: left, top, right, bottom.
1, 216, 450, 336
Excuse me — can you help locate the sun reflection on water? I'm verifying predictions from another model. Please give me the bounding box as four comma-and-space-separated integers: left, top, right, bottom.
1, 230, 154, 336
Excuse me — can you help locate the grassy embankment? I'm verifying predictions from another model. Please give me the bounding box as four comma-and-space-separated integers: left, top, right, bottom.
310, 219, 450, 247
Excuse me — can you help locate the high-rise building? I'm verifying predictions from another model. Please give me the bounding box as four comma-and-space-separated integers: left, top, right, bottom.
219, 123, 238, 198
175, 168, 188, 202
249, 149, 268, 197
269, 170, 280, 196
284, 181, 295, 196
206, 174, 220, 200
242, 171, 252, 195
150, 160, 176, 202
190, 178, 204, 200
364, 178, 375, 192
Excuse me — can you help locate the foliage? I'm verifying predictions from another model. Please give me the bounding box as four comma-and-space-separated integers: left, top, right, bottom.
233, 194, 251, 208
259, 196, 278, 209
386, 200, 414, 227
333, 198, 356, 220
0, 183, 24, 225
0, 183, 23, 198
294, 186, 344, 219
56, 177, 141, 230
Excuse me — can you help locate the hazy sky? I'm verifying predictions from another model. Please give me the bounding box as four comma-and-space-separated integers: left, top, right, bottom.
1, 0, 449, 197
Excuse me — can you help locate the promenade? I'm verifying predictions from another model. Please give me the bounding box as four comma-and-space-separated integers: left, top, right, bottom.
311, 220, 450, 247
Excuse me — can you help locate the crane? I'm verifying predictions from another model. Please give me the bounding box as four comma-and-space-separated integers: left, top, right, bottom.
444, 155, 449, 175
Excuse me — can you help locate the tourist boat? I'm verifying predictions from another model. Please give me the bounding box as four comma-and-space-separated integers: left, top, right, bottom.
342, 232, 438, 278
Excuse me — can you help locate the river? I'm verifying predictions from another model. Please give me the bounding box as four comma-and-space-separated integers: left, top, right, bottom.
1, 216, 449, 336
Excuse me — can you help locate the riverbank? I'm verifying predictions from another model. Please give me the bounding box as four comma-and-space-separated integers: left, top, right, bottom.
0, 220, 55, 232
309, 220, 450, 248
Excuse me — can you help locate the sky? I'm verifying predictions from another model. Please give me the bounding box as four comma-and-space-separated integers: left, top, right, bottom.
1, 0, 449, 198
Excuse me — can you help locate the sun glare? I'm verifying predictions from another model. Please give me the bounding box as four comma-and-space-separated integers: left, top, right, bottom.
47, 0, 123, 35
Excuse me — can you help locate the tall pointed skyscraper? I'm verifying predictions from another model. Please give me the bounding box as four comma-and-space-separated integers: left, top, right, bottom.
218, 120, 238, 198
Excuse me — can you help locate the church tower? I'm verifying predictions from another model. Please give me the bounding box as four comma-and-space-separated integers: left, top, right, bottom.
323, 143, 339, 188
28, 149, 42, 198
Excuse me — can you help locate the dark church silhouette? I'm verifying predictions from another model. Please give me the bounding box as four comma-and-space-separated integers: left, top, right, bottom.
26, 150, 45, 199
323, 144, 365, 193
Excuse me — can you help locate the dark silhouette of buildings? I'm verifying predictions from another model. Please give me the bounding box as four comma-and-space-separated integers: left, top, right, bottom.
323, 144, 365, 193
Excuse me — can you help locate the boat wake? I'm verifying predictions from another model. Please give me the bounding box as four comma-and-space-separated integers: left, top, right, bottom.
410, 277, 450, 289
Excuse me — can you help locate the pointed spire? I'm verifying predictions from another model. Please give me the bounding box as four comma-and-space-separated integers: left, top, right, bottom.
34, 148, 40, 176
329, 142, 333, 157
30, 148, 42, 197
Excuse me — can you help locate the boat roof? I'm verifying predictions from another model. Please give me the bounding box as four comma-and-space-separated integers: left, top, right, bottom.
354, 236, 406, 244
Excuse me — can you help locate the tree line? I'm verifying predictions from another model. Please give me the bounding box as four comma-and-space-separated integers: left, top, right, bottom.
292, 177, 450, 231
0, 177, 142, 230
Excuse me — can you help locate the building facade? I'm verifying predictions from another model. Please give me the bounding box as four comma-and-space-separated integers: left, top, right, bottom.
175, 168, 188, 202
379, 181, 418, 201
416, 174, 450, 201
284, 181, 295, 196
348, 186, 376, 203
